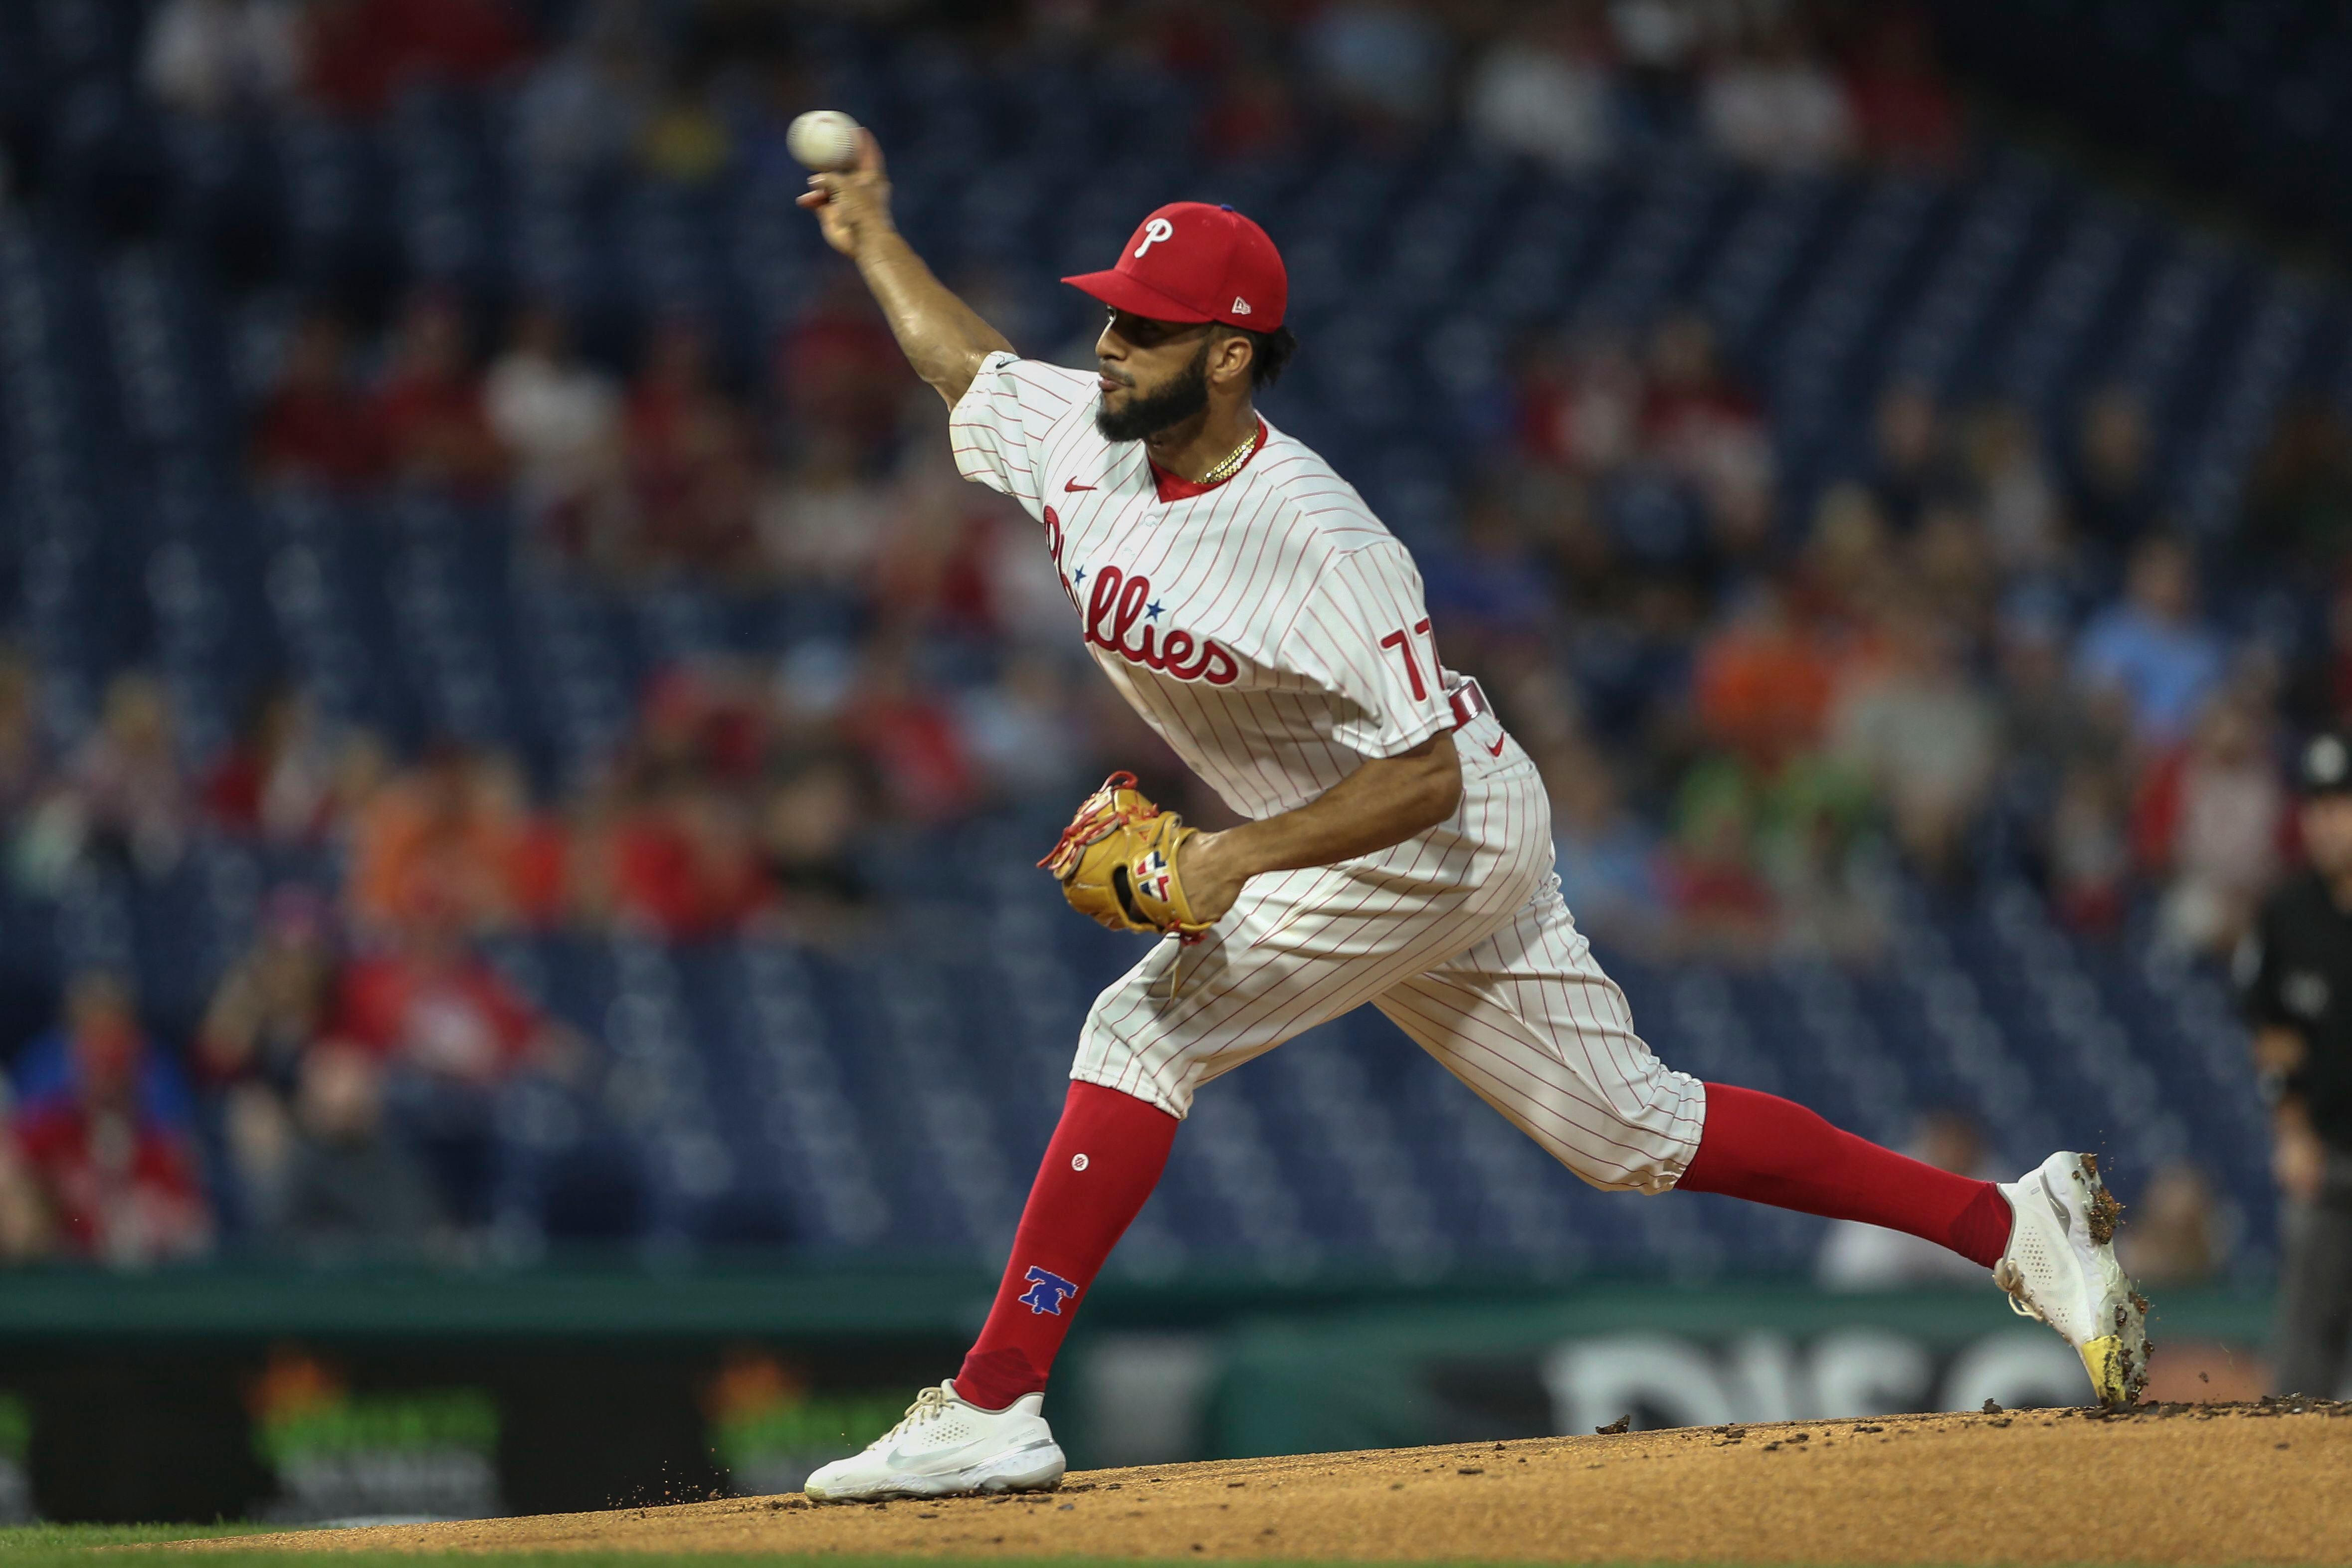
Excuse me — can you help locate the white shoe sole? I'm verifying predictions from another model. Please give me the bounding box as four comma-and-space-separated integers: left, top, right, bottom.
805, 1440, 1066, 1503
1997, 1153, 2149, 1408
2070, 1155, 2149, 1409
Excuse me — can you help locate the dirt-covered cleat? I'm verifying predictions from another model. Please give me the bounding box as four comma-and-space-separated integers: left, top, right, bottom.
802, 1381, 1065, 1503
1992, 1151, 2149, 1408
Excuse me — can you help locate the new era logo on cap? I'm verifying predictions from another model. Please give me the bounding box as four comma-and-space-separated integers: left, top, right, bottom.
1062, 202, 1287, 332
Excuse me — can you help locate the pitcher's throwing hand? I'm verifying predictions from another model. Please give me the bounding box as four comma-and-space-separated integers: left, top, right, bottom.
795, 130, 891, 256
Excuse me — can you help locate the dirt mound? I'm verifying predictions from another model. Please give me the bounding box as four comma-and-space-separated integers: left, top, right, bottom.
181, 1400, 2350, 1565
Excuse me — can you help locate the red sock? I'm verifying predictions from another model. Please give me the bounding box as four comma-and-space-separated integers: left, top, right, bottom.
1678, 1083, 2012, 1268
954, 1082, 1179, 1412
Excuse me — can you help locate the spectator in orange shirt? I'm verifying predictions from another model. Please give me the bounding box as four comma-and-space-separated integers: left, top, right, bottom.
1693, 578, 1837, 773
346, 743, 527, 935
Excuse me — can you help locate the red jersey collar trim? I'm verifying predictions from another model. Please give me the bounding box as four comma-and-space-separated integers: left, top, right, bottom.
1149, 419, 1267, 503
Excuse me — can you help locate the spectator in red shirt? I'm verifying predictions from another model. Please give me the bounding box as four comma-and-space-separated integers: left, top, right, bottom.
841, 635, 980, 824
375, 293, 505, 497
611, 760, 773, 941
637, 662, 774, 789
7, 975, 212, 1264
1840, 7, 1963, 172
2132, 692, 2291, 955
201, 683, 344, 845
1662, 766, 1778, 957
1198, 62, 1304, 165
334, 882, 561, 1087
626, 318, 759, 574
774, 277, 911, 460
1641, 312, 1768, 487
251, 312, 388, 494
298, 0, 529, 121
1516, 328, 1645, 478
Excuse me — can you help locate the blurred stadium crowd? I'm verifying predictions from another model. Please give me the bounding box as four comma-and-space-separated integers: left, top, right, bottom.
0, 0, 2333, 1275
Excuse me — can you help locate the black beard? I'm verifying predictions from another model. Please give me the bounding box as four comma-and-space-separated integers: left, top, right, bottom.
1094, 342, 1210, 442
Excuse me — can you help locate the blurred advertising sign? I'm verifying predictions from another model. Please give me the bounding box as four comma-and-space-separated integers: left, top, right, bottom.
0, 1265, 975, 1521
1540, 1329, 2100, 1431
247, 1350, 503, 1524
702, 1350, 908, 1497
1198, 1286, 2272, 1461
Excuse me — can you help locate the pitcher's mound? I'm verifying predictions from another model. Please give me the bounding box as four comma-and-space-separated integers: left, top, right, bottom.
183, 1400, 2349, 1565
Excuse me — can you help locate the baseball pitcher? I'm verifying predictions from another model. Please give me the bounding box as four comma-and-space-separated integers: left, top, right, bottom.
794, 131, 2148, 1500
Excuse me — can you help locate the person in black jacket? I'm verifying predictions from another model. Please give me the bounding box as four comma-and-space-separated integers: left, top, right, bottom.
271, 1041, 444, 1262
2238, 731, 2352, 1396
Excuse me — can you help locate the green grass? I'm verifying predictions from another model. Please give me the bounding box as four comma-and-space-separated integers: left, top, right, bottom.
0, 1524, 267, 1549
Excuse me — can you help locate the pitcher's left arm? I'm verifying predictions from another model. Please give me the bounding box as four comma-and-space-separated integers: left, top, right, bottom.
1176, 733, 1461, 923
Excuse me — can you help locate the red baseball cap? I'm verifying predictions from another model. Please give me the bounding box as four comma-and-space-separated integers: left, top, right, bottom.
1062, 202, 1287, 331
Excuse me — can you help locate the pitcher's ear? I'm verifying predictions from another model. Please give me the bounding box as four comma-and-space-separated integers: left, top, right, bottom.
1211, 326, 1257, 388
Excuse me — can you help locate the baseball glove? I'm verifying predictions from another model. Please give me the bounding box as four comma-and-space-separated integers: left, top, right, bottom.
1039, 771, 1210, 937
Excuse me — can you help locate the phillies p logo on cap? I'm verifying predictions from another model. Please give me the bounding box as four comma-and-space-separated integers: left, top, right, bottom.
1063, 202, 1287, 331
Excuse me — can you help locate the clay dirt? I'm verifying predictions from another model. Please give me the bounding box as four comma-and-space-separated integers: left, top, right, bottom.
171, 1400, 2352, 1565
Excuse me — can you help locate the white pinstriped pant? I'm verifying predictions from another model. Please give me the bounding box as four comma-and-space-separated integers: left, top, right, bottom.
1072, 744, 1709, 1194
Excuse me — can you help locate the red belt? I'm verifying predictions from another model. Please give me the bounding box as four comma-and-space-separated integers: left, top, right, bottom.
1447, 677, 1489, 729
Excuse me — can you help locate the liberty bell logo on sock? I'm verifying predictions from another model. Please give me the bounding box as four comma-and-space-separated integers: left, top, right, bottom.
1017, 1266, 1080, 1316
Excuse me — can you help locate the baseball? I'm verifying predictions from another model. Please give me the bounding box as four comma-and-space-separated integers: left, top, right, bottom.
787, 110, 862, 173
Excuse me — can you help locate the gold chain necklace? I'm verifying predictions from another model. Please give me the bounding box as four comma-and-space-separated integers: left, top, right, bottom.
1196, 426, 1259, 487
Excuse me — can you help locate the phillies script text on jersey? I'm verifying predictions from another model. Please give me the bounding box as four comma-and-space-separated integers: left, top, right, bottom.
1043, 510, 1243, 687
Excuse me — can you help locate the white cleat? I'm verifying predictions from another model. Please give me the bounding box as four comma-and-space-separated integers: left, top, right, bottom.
1993, 1151, 2149, 1408
802, 1381, 1066, 1503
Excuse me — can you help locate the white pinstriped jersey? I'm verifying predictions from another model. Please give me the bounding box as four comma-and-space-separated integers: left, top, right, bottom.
952, 352, 1462, 822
